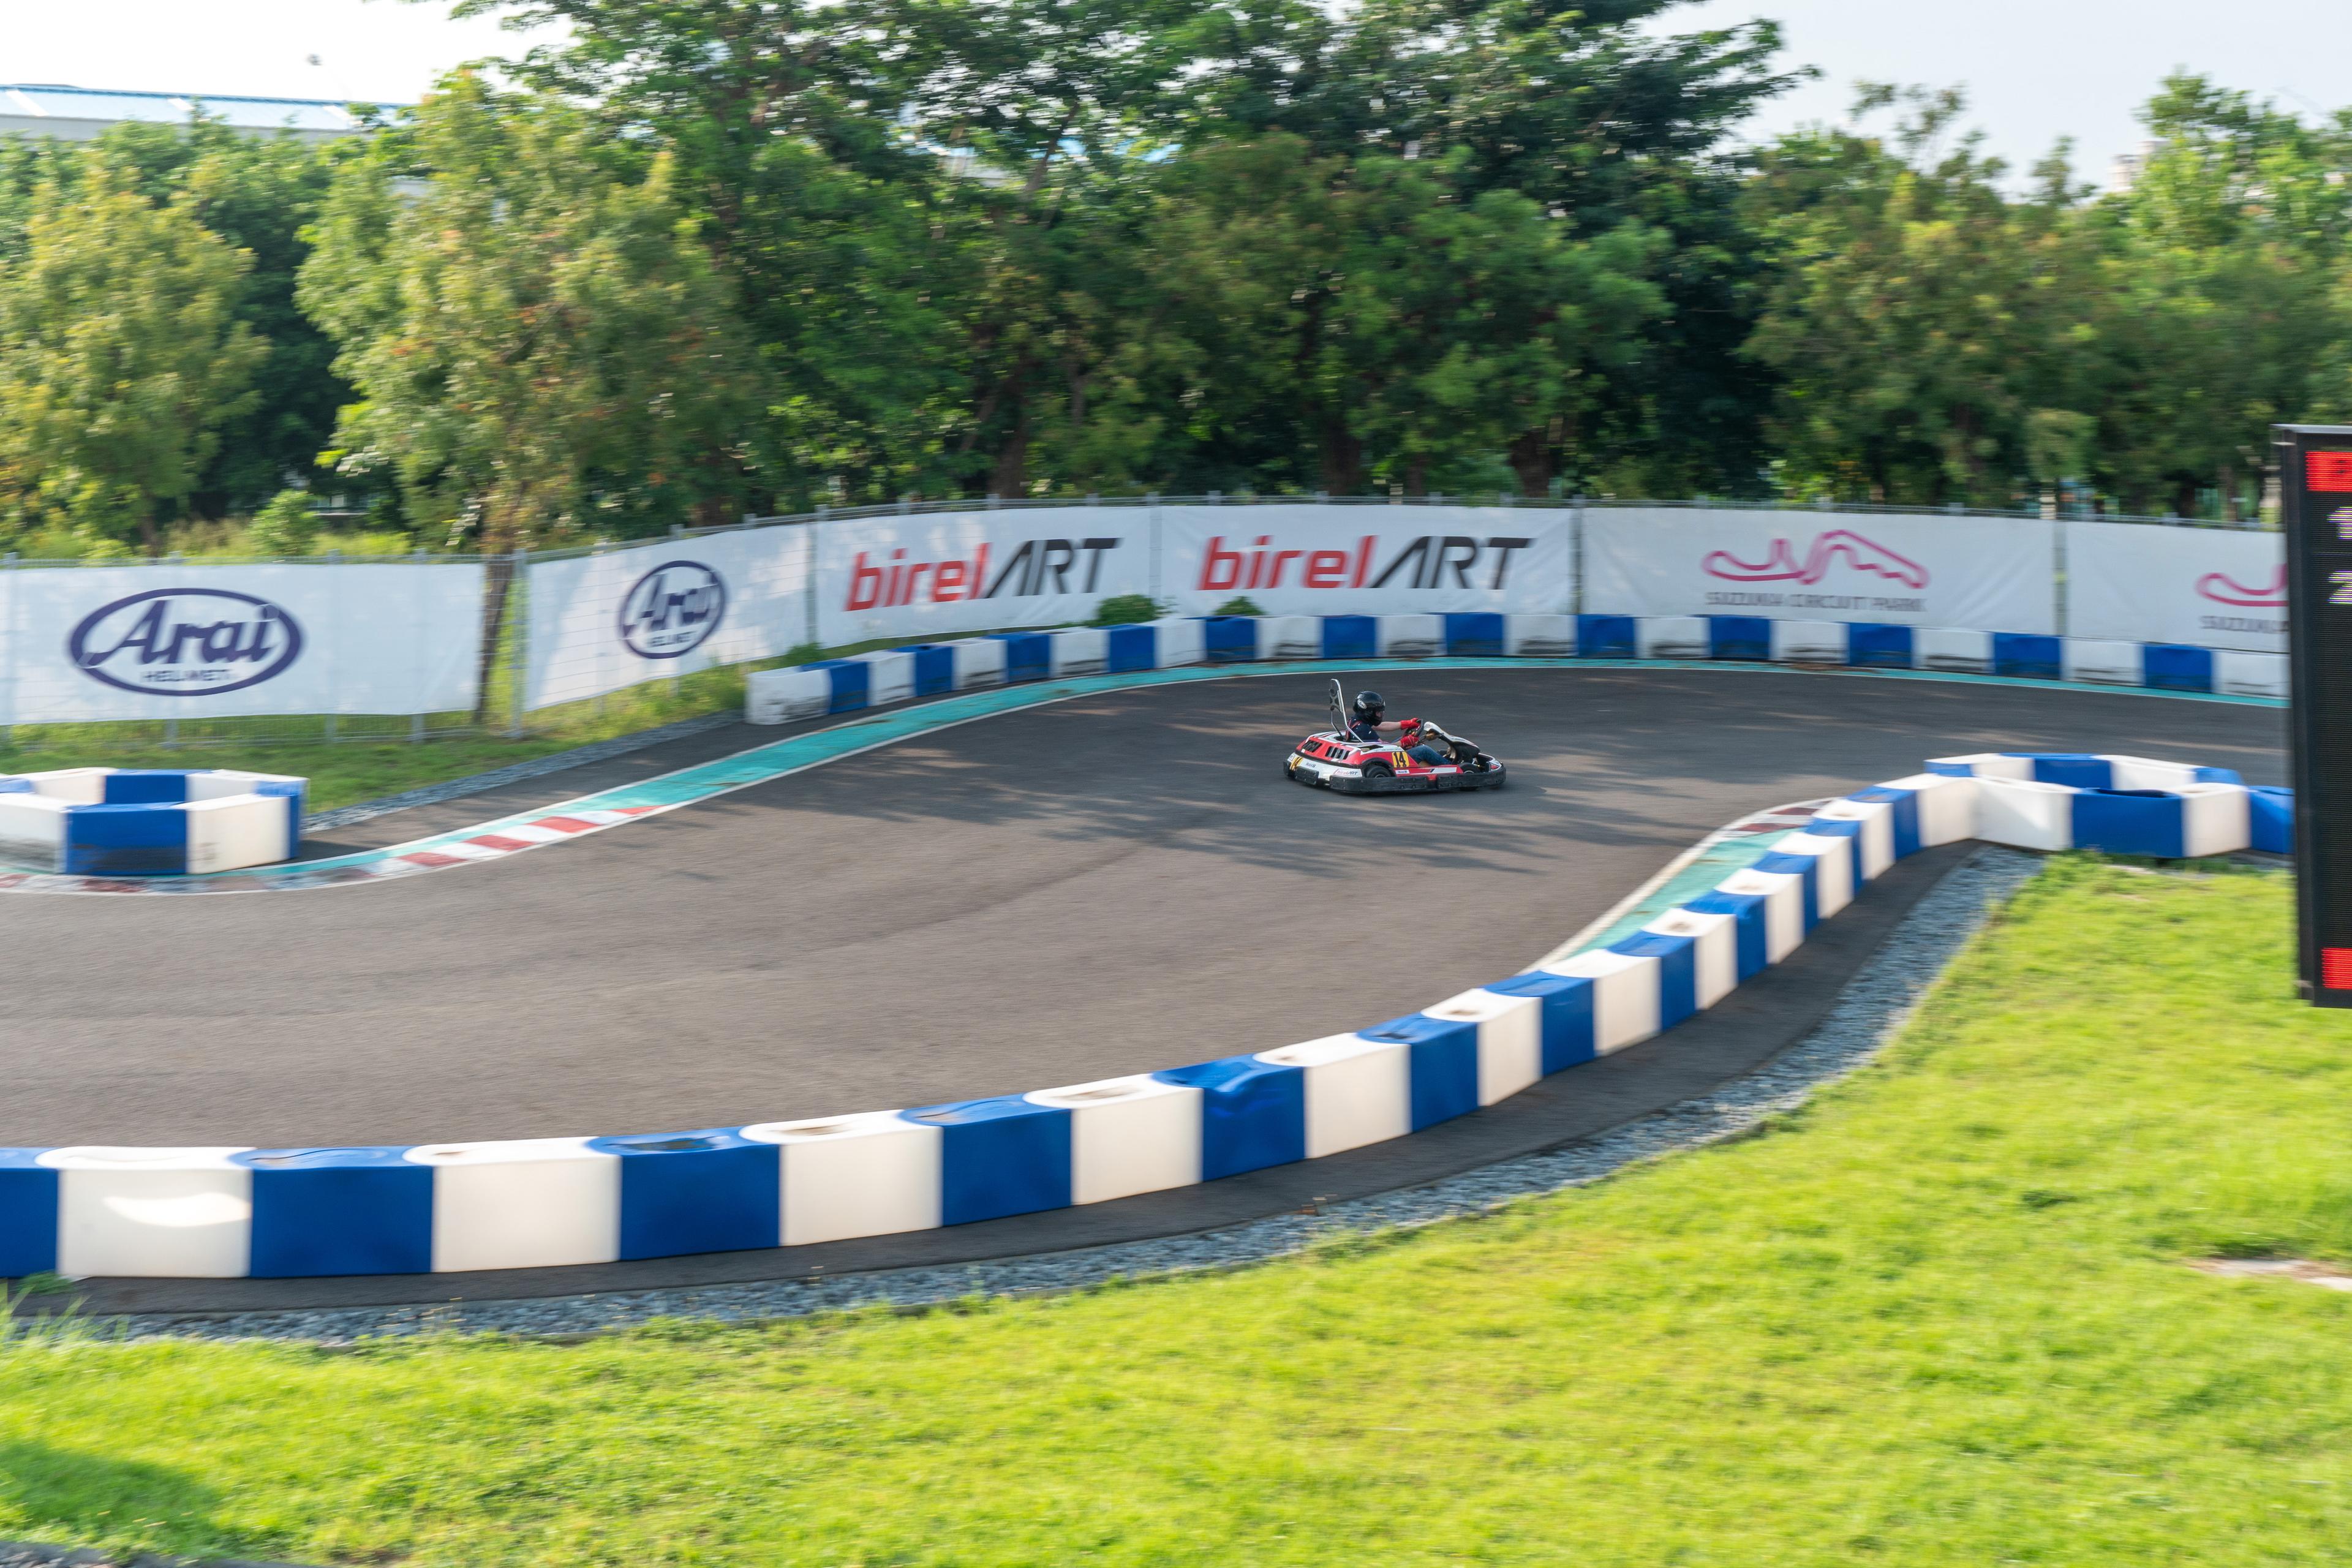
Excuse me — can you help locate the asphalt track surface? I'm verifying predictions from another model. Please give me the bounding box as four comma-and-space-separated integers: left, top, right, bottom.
0, 666, 2284, 1310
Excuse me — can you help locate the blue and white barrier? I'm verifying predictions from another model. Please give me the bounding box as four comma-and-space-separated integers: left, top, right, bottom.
0, 767, 306, 875
0, 747, 2287, 1280
744, 614, 2290, 726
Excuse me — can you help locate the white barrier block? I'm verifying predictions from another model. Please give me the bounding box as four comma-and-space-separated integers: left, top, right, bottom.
2177, 783, 2253, 858
184, 796, 284, 875
1426, 988, 1543, 1105
948, 637, 1009, 688
1880, 772, 1979, 845
849, 649, 917, 704
43, 1147, 252, 1278
1715, 868, 1804, 961
2216, 650, 2288, 698
1975, 776, 2076, 851
2064, 638, 2141, 686
0, 792, 69, 871
1378, 614, 1444, 658
743, 1110, 943, 1246
23, 767, 110, 804
1046, 627, 1107, 677
1025, 1074, 1202, 1203
186, 769, 306, 804
1539, 948, 1660, 1053
1147, 617, 1205, 668
1929, 752, 2034, 780
1771, 619, 1846, 664
1645, 908, 1738, 1008
745, 666, 832, 725
405, 1137, 620, 1272
1637, 616, 1709, 660
1505, 613, 1576, 657
1812, 799, 1894, 879
1253, 1034, 1409, 1156
2105, 755, 2203, 793
1918, 627, 1992, 674
1261, 616, 1323, 660
1774, 832, 1855, 917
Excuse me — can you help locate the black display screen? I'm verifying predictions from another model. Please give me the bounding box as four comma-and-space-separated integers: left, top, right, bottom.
2281, 425, 2352, 1003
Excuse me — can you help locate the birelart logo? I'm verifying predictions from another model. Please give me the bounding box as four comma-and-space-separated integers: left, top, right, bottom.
620, 560, 726, 658
68, 589, 304, 696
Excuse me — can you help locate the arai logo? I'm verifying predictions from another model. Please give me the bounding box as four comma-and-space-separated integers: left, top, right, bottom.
619, 560, 726, 658
68, 589, 305, 696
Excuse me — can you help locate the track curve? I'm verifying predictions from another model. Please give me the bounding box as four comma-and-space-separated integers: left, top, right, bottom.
0, 666, 2282, 1155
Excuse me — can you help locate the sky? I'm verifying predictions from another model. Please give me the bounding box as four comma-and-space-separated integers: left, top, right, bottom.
1, 0, 2347, 190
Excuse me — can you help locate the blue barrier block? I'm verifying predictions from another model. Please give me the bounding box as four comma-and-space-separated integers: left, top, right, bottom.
1707, 615, 1772, 662
906, 1095, 1072, 1226
1577, 614, 1637, 658
1481, 972, 1597, 1073
990, 631, 1052, 683
2070, 788, 2185, 859
2249, 786, 2293, 853
1153, 1055, 1306, 1180
1927, 760, 1974, 778
2143, 643, 2214, 693
1608, 932, 1697, 1030
0, 777, 31, 794
1106, 624, 1157, 674
62, 802, 187, 875
1992, 632, 2061, 680
1359, 1014, 1481, 1130
590, 1129, 781, 1261
1806, 816, 1869, 878
2018, 752, 2112, 790
1444, 612, 1505, 657
251, 780, 304, 858
802, 658, 871, 712
102, 769, 192, 805
2194, 766, 2244, 785
1751, 851, 1822, 930
1683, 890, 1769, 979
1321, 615, 1377, 658
1845, 786, 1923, 859
1200, 616, 1259, 663
0, 1150, 58, 1277
238, 1147, 434, 1278
1847, 622, 1915, 669
904, 644, 959, 696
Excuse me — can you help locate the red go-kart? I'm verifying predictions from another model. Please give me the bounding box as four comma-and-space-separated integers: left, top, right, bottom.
1286, 680, 1506, 794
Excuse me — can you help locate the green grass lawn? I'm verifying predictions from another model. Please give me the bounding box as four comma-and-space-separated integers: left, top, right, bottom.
4, 858, 2348, 1566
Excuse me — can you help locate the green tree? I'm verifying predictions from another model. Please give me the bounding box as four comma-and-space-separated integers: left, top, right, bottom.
0, 165, 267, 549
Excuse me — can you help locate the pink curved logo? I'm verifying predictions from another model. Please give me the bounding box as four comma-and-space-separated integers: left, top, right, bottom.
1701, 529, 1930, 590
2195, 565, 2285, 608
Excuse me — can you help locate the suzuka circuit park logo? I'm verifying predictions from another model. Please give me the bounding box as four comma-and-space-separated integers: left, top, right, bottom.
68, 589, 304, 696
1698, 529, 1931, 612
619, 560, 726, 658
2196, 560, 2287, 638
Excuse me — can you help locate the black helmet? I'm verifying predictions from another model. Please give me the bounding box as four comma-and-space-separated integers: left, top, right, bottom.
1352, 690, 1385, 721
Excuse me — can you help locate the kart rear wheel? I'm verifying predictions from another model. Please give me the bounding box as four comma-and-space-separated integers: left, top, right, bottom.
1361, 761, 1394, 780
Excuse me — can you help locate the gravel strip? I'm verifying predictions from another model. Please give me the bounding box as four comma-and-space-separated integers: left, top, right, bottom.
58, 846, 2041, 1346
300, 712, 742, 834
0, 1542, 304, 1568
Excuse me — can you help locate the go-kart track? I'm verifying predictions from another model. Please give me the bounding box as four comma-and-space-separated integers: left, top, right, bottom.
0, 664, 2285, 1314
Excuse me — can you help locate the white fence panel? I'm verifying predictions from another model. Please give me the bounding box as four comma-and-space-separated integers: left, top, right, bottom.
1157, 505, 1572, 617
2, 561, 484, 724
1585, 508, 2057, 634
2065, 521, 2283, 652
524, 529, 812, 710
813, 509, 1150, 647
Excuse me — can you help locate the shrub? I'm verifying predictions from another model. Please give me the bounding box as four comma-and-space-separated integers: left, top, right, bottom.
1091, 593, 1166, 627
1213, 595, 1264, 616
247, 489, 320, 557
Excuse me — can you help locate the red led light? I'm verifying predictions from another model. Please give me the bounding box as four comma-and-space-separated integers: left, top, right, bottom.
2324, 948, 2352, 990
2308, 452, 2352, 492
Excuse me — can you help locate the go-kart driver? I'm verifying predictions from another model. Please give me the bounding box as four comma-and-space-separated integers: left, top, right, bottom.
1348, 690, 1447, 766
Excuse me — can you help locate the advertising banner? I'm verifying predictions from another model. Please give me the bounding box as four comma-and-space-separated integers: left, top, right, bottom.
1, 560, 485, 724
1156, 505, 1574, 617
1584, 508, 2058, 633
2066, 520, 2285, 652
524, 526, 815, 710
812, 508, 1150, 646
